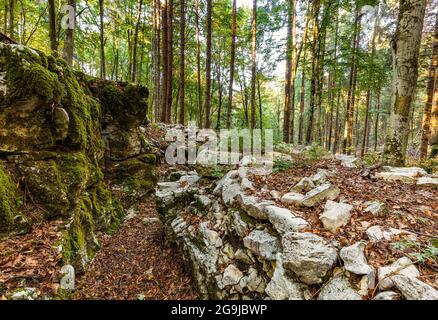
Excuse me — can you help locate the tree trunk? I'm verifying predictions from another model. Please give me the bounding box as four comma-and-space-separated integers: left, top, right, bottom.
250, 0, 257, 130
204, 0, 213, 128
258, 75, 263, 130
216, 50, 223, 130
132, 0, 143, 83
306, 0, 320, 145
332, 88, 341, 154
160, 1, 168, 122
195, 0, 203, 127
99, 0, 106, 80
48, 0, 57, 54
153, 0, 161, 121
421, 10, 438, 159
283, 0, 293, 143
361, 90, 372, 157
165, 0, 174, 124
62, 0, 76, 66
298, 50, 307, 145
178, 0, 186, 125
342, 8, 361, 154
9, 0, 15, 40
226, 0, 237, 129
383, 0, 427, 165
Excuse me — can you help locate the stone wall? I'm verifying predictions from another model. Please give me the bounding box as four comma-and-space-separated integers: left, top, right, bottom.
0, 43, 158, 273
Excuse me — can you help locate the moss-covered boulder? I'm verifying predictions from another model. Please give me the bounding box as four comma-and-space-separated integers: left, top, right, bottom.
0, 163, 21, 235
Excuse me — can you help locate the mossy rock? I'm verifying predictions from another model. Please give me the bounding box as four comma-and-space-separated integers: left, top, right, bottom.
112, 154, 159, 192
0, 163, 21, 235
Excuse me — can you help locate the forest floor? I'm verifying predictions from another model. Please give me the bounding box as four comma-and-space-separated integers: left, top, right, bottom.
249, 156, 438, 291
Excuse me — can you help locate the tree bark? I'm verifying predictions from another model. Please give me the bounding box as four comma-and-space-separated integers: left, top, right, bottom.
195, 0, 203, 127
132, 0, 143, 83
204, 0, 213, 128
165, 0, 174, 124
178, 0, 186, 124
9, 0, 15, 40
48, 0, 57, 54
250, 0, 257, 130
421, 10, 438, 159
383, 0, 427, 165
160, 0, 168, 122
226, 0, 237, 129
99, 0, 106, 80
298, 49, 307, 145
283, 0, 293, 143
62, 0, 76, 66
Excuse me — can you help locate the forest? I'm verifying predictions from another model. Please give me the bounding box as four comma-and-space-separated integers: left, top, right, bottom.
0, 0, 437, 303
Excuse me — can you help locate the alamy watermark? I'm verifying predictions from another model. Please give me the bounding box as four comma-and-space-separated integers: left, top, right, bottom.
165, 123, 274, 175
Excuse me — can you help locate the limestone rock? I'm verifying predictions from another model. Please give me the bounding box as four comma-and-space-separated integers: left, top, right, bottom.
243, 230, 280, 261
244, 267, 267, 294
301, 183, 340, 207
392, 275, 438, 300
335, 154, 359, 169
377, 257, 420, 290
364, 201, 388, 216
237, 194, 274, 220
282, 232, 337, 285
10, 287, 39, 300
235, 249, 254, 265
376, 167, 427, 183
318, 275, 362, 300
373, 291, 400, 300
320, 201, 353, 233
281, 192, 305, 205
366, 226, 417, 242
264, 205, 309, 235
60, 265, 75, 291
416, 177, 438, 186
340, 242, 373, 275
265, 254, 306, 300
222, 264, 244, 287
292, 177, 315, 193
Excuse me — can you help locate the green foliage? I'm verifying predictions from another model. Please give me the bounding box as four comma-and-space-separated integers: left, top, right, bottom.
273, 158, 293, 173
391, 239, 438, 265
363, 151, 381, 166
416, 157, 438, 174
303, 144, 330, 162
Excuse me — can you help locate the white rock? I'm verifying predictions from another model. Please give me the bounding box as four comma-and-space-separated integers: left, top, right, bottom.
243, 230, 280, 261
320, 201, 353, 233
245, 267, 267, 294
317, 274, 362, 300
222, 264, 244, 287
335, 154, 359, 169
237, 194, 274, 220
292, 178, 315, 193
373, 291, 400, 300
265, 254, 306, 300
364, 201, 388, 216
222, 182, 243, 205
376, 167, 427, 183
416, 177, 438, 186
310, 169, 331, 185
366, 226, 417, 242
199, 222, 223, 248
282, 232, 337, 285
264, 205, 309, 235
340, 242, 373, 275
281, 192, 305, 205
270, 190, 281, 200
377, 257, 420, 290
301, 183, 341, 207
11, 288, 39, 300
60, 265, 75, 291
393, 275, 438, 300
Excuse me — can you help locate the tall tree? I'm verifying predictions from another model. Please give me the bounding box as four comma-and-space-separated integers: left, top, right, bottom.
226, 0, 237, 129
204, 0, 213, 128
421, 10, 438, 159
178, 0, 186, 124
132, 0, 144, 83
195, 0, 203, 127
283, 0, 294, 143
305, 0, 320, 145
165, 0, 174, 123
8, 0, 14, 40
250, 0, 257, 130
48, 0, 57, 54
160, 0, 169, 122
342, 7, 362, 154
62, 0, 76, 67
383, 0, 427, 165
99, 0, 106, 80
153, 0, 161, 121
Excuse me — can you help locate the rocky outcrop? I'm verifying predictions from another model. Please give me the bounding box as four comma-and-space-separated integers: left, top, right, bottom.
0, 44, 158, 272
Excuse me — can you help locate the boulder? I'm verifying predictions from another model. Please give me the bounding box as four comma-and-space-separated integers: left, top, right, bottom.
366, 226, 417, 242
377, 257, 420, 290
237, 194, 274, 220
317, 274, 362, 300
320, 201, 353, 233
60, 265, 75, 291
264, 205, 309, 235
335, 154, 359, 169
243, 230, 280, 261
292, 177, 315, 193
364, 201, 388, 216
10, 287, 39, 300
376, 167, 427, 183
373, 291, 400, 300
221, 264, 244, 287
301, 183, 340, 207
282, 232, 337, 285
340, 242, 373, 275
265, 254, 307, 300
392, 275, 438, 300
281, 192, 305, 205
416, 177, 438, 186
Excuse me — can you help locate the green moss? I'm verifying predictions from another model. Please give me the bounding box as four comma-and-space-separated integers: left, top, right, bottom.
0, 164, 20, 234
112, 155, 158, 191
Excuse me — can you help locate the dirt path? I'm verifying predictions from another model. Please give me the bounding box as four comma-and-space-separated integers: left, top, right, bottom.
74, 199, 197, 300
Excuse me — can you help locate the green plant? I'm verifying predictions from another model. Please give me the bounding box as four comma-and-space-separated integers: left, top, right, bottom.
363, 151, 381, 166
273, 158, 293, 173
303, 144, 329, 162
